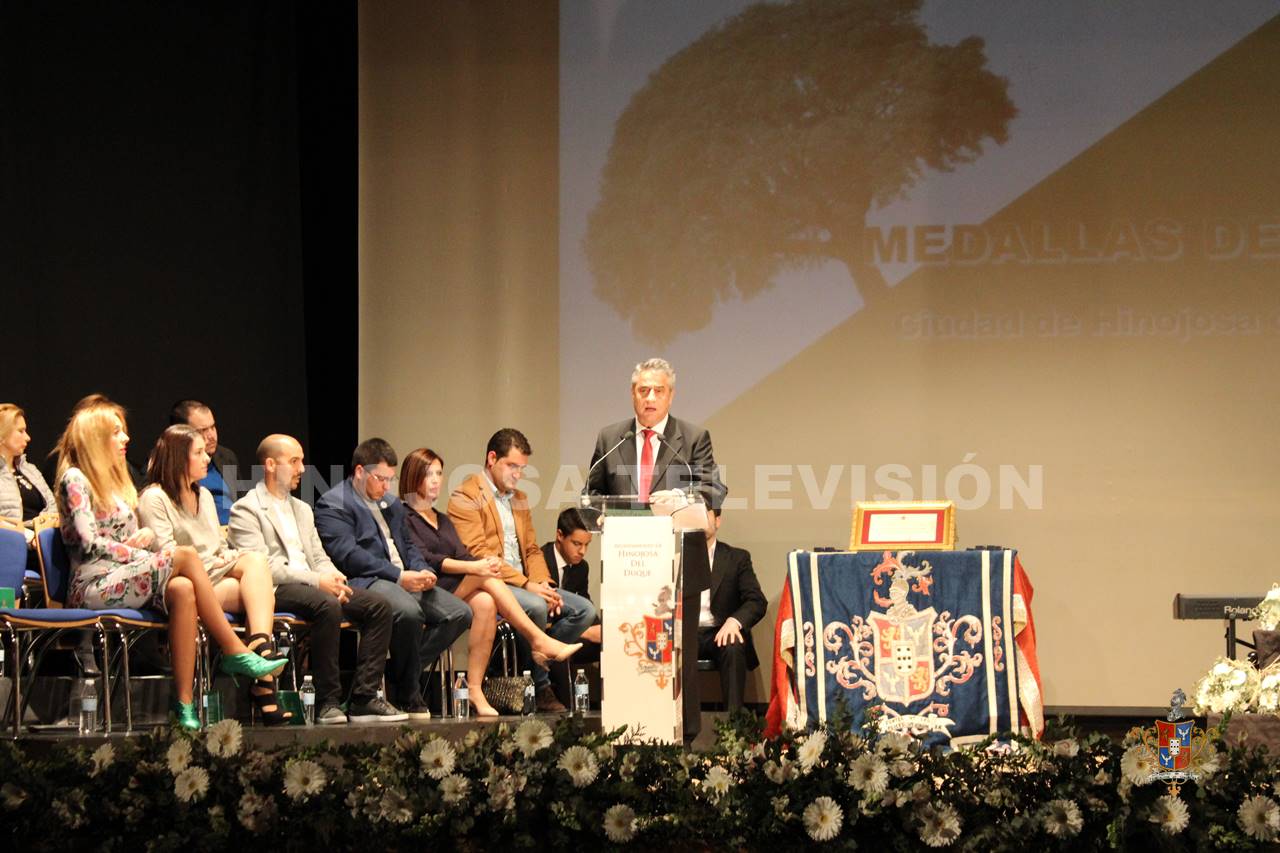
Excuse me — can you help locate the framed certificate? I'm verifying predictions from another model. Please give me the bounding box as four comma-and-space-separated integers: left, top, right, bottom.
850, 501, 956, 551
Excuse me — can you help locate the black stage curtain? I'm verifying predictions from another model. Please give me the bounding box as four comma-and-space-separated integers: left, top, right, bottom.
0, 1, 356, 487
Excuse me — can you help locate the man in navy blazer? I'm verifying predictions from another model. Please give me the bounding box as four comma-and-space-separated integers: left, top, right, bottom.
315, 437, 471, 718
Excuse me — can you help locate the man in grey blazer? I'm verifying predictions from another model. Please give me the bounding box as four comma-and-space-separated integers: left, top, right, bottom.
228, 434, 404, 724
586, 358, 728, 510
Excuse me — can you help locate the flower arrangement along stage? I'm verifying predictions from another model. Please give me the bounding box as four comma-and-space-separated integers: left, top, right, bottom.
5, 712, 1280, 851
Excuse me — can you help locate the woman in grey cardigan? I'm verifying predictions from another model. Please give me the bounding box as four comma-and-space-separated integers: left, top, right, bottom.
0, 404, 58, 543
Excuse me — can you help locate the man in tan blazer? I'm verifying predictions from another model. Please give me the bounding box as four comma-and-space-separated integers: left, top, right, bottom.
449, 428, 596, 712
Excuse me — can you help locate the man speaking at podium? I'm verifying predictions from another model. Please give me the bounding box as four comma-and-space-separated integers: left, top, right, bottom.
586, 358, 727, 509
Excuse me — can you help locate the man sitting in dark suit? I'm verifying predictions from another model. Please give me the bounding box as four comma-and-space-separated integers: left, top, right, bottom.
539, 507, 602, 704
315, 438, 471, 718
586, 358, 727, 510
698, 507, 766, 712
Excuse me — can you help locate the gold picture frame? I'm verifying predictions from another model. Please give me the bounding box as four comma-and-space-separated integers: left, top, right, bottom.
850, 500, 957, 551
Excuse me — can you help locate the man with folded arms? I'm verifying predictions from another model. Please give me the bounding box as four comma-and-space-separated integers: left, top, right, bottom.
449, 428, 596, 712
317, 438, 471, 719
229, 435, 405, 724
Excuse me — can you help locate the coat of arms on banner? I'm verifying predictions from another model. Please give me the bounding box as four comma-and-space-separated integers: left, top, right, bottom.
619, 585, 676, 688
1129, 689, 1216, 798
824, 552, 983, 736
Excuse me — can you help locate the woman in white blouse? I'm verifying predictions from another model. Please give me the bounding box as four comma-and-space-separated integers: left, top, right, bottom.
138, 424, 291, 725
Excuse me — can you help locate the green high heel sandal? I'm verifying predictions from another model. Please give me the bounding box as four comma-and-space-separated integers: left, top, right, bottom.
220, 650, 287, 681
170, 698, 201, 731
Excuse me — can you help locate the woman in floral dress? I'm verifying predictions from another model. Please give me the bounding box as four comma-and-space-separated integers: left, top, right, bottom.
55, 398, 285, 729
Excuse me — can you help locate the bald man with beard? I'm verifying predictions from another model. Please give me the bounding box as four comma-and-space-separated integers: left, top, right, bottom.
228, 434, 405, 724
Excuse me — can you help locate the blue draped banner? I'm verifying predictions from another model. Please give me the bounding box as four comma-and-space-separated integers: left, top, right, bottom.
779, 549, 1025, 746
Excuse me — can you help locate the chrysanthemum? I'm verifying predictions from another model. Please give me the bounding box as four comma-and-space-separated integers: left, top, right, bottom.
379, 788, 414, 824
558, 745, 600, 788
703, 765, 733, 800
797, 730, 827, 773
847, 753, 889, 797
89, 742, 115, 776
603, 803, 637, 843
174, 766, 210, 803
1051, 739, 1079, 758
440, 774, 470, 805
283, 759, 327, 801
918, 802, 962, 847
802, 796, 843, 842
1238, 795, 1280, 842
419, 738, 457, 780
238, 791, 278, 833
205, 718, 243, 758
1149, 795, 1190, 835
514, 719, 553, 757
1, 782, 29, 810
166, 739, 192, 775
1042, 799, 1084, 838
1120, 745, 1158, 785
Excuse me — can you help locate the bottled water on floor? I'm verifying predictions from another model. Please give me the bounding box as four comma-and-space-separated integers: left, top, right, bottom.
454, 672, 470, 719
521, 670, 536, 716
299, 674, 316, 725
573, 668, 589, 716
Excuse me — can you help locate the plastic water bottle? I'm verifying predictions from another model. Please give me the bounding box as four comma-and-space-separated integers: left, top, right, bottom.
76, 677, 99, 735
453, 672, 470, 719
573, 669, 589, 716
521, 670, 536, 716
299, 674, 316, 725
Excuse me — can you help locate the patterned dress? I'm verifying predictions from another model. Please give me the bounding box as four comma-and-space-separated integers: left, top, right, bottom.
60, 467, 174, 610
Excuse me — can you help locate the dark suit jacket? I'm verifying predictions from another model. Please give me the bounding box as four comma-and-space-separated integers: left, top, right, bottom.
587, 415, 728, 510
706, 539, 767, 670
314, 479, 430, 589
540, 541, 590, 601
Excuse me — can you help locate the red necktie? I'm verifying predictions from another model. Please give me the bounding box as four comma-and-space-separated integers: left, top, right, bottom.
638, 428, 656, 503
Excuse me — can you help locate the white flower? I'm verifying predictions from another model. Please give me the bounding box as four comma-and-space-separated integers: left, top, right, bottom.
558, 745, 600, 788
205, 718, 243, 758
440, 774, 470, 805
419, 738, 457, 780
379, 788, 414, 824
238, 790, 278, 833
918, 802, 962, 847
603, 803, 637, 843
89, 743, 115, 776
1238, 795, 1280, 841
1253, 583, 1280, 629
595, 742, 616, 762
1051, 739, 1079, 758
1042, 799, 1084, 838
797, 730, 827, 773
463, 729, 481, 749
702, 765, 733, 800
1198, 744, 1222, 778
1256, 666, 1280, 713
772, 795, 791, 819
1, 782, 29, 810
174, 766, 210, 803
1120, 745, 1158, 785
514, 719, 553, 757
1192, 657, 1259, 714
1149, 795, 1190, 835
803, 796, 843, 842
283, 759, 327, 801
166, 739, 192, 775
848, 753, 889, 797
1093, 768, 1111, 786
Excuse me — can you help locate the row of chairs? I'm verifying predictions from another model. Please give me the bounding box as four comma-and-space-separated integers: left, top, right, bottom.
0, 522, 503, 736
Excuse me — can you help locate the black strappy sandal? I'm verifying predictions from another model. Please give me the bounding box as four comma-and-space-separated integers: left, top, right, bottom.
244, 632, 293, 726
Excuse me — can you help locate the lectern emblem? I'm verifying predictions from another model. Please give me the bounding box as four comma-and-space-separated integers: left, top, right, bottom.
619, 584, 677, 688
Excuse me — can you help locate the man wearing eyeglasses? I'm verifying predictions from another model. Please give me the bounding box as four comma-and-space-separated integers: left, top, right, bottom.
315, 437, 471, 718
170, 398, 239, 524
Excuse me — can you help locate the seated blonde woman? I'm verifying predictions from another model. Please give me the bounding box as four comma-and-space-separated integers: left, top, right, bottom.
400, 447, 580, 717
138, 424, 291, 725
56, 399, 283, 730
0, 403, 58, 542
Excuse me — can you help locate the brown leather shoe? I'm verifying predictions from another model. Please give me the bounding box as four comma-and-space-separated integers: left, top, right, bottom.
535, 684, 566, 713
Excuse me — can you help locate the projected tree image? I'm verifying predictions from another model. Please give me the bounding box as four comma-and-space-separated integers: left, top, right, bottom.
584, 0, 1016, 345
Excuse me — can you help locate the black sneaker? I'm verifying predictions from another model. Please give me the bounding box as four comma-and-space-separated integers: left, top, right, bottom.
315, 703, 348, 725
400, 697, 432, 721
348, 696, 409, 723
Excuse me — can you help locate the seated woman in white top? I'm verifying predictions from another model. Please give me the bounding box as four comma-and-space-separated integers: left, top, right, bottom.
138, 424, 291, 725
